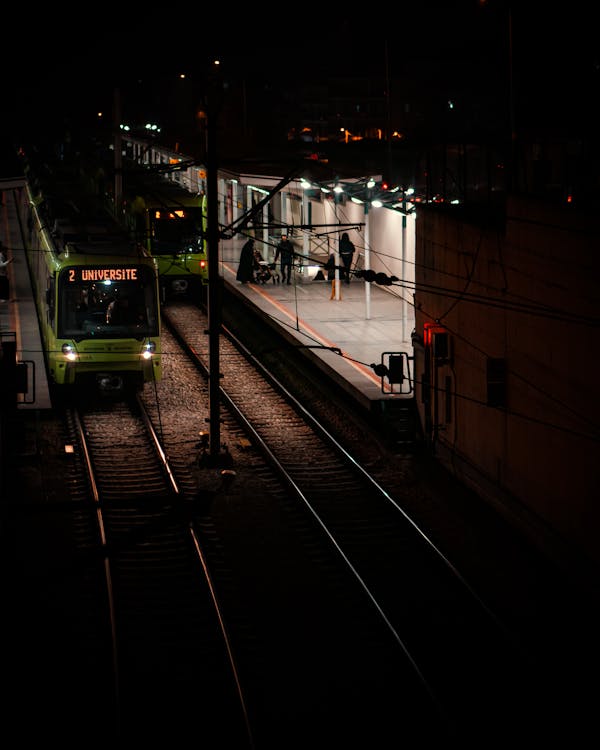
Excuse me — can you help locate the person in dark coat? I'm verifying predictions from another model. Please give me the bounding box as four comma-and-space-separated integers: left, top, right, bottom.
339, 232, 355, 284
274, 233, 294, 285
237, 238, 256, 283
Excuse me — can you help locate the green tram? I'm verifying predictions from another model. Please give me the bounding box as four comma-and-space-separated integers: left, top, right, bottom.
123, 169, 208, 302
22, 170, 162, 394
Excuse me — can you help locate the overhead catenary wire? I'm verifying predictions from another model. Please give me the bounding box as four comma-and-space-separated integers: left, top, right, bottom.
207, 160, 598, 445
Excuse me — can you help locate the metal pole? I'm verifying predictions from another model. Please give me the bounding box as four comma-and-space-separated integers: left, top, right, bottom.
363, 202, 371, 320
401, 199, 407, 341
206, 79, 222, 463
113, 89, 122, 217
334, 186, 341, 300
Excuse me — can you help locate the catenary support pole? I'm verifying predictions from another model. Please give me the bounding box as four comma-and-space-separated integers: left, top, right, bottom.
206, 69, 222, 463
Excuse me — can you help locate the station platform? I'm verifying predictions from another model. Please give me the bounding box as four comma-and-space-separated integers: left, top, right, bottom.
219, 238, 416, 413
1, 198, 416, 416
1, 183, 52, 411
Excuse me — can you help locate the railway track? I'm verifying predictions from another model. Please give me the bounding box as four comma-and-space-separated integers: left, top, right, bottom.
18, 395, 253, 746
149, 298, 584, 746
3, 294, 596, 747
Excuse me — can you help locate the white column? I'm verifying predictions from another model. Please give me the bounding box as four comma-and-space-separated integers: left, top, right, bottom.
280, 190, 287, 227
232, 181, 241, 226
218, 177, 226, 228
364, 204, 371, 320
334, 189, 341, 301
246, 185, 253, 233
262, 203, 269, 254
303, 191, 310, 262
401, 209, 408, 342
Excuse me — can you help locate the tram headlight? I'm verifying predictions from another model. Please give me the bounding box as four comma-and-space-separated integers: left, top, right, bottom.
142, 340, 156, 360
61, 343, 78, 361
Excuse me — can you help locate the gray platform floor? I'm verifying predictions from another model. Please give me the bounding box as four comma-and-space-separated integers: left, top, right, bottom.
220, 238, 416, 409
1, 189, 52, 410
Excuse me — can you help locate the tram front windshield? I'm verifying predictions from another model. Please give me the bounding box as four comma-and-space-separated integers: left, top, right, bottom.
151, 207, 205, 254
59, 267, 159, 340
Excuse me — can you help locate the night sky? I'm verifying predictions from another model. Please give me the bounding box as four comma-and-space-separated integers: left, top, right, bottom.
2, 2, 598, 147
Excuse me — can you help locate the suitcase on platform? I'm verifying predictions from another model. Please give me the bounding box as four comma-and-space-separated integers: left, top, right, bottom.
0, 276, 9, 300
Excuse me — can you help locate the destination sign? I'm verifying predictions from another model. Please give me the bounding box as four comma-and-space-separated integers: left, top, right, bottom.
67, 268, 139, 282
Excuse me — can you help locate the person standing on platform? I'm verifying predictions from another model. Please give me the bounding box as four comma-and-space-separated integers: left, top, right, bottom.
339, 232, 355, 284
274, 233, 294, 285
0, 246, 13, 302
236, 238, 256, 283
